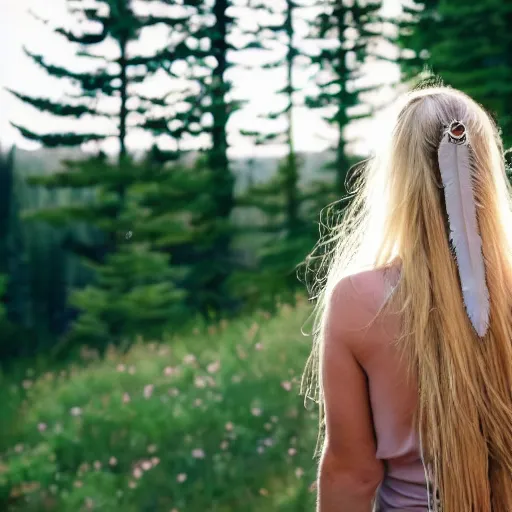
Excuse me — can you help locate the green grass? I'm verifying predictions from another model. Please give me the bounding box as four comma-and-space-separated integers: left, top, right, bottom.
0, 298, 319, 511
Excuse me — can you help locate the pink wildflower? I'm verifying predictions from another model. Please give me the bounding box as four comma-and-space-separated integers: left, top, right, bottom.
192, 449, 205, 459
143, 384, 154, 399
281, 381, 292, 392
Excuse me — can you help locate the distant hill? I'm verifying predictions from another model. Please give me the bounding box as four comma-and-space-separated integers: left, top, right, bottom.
12, 146, 339, 194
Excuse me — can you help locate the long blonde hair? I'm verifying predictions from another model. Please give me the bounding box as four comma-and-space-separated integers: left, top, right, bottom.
301, 86, 512, 511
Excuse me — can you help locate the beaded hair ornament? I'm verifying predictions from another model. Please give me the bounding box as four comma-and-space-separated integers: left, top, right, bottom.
437, 120, 490, 337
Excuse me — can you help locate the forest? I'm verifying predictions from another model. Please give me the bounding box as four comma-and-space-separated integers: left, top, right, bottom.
0, 0, 511, 510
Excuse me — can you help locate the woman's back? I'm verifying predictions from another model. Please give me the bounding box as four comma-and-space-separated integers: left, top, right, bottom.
346, 265, 429, 511
310, 87, 512, 511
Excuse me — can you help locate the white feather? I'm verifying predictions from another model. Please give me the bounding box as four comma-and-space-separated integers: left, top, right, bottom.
438, 132, 490, 337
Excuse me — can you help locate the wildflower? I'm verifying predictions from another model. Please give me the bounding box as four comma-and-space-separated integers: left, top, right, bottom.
14, 444, 23, 453
225, 422, 234, 431
295, 467, 304, 478
147, 444, 157, 454
251, 407, 262, 417
288, 448, 297, 456
79, 463, 90, 473
133, 467, 143, 479
177, 473, 187, 483
164, 366, 174, 376
117, 364, 126, 372
255, 342, 263, 351
183, 354, 196, 364
70, 407, 82, 417
281, 381, 292, 392
141, 460, 152, 471
271, 416, 278, 423
129, 481, 137, 489
194, 376, 207, 389
94, 461, 102, 470
151, 457, 160, 466
193, 398, 202, 407
257, 446, 265, 454
22, 380, 32, 389
264, 423, 272, 431
38, 423, 47, 432
192, 449, 205, 459
259, 488, 269, 496
74, 480, 83, 488
220, 441, 229, 450
123, 393, 131, 404
263, 438, 274, 447
143, 384, 154, 399
109, 457, 117, 466
168, 388, 179, 397
207, 360, 220, 374
128, 365, 136, 375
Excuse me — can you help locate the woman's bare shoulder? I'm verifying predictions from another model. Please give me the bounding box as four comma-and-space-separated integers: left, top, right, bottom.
327, 264, 400, 349
333, 266, 392, 315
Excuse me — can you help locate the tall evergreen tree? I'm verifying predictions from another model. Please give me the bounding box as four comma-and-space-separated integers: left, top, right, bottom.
194, 0, 238, 315
306, 0, 383, 198
234, 0, 317, 308
397, 0, 441, 82
0, 149, 24, 323
398, 0, 512, 149
142, 0, 254, 316
9, 0, 201, 349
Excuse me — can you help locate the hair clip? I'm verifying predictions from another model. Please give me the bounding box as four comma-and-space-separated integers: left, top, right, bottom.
446, 120, 467, 145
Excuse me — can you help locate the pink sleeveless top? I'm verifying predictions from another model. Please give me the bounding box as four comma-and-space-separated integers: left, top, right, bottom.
347, 265, 429, 511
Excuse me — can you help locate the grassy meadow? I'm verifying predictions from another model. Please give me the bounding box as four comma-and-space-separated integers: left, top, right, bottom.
0, 297, 319, 512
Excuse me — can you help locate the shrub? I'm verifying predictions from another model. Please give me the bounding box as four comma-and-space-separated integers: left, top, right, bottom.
0, 298, 318, 511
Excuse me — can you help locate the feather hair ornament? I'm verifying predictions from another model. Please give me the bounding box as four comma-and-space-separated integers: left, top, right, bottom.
438, 120, 490, 337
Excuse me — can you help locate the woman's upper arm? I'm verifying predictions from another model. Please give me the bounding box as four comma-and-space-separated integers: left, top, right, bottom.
320, 275, 383, 478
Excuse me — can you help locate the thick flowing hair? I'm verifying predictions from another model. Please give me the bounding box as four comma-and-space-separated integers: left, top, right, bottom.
301, 86, 512, 512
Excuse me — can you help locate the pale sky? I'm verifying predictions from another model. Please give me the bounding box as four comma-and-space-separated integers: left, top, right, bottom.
0, 0, 404, 159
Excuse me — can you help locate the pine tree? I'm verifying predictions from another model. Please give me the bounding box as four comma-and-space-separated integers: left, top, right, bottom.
141, 0, 251, 317
398, 0, 512, 149
306, 0, 384, 198
0, 148, 32, 359
9, 0, 201, 349
194, 0, 238, 315
234, 0, 317, 309
67, 188, 187, 349
397, 0, 441, 82
0, 149, 32, 328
